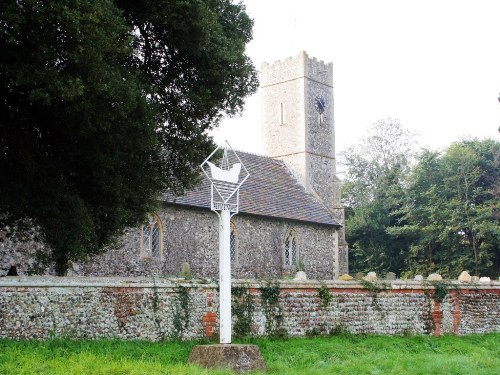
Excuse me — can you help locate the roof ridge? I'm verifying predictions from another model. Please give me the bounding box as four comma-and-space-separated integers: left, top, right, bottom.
234, 149, 288, 168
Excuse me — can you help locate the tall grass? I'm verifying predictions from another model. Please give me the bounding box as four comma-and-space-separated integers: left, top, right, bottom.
0, 334, 498, 374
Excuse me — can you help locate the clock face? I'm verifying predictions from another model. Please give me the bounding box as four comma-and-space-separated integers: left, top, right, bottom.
314, 96, 326, 114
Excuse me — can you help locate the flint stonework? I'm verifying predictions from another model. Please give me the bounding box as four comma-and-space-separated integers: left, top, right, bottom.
0, 277, 498, 340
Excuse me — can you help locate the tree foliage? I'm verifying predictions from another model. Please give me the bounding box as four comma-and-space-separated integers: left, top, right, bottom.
0, 0, 258, 274
343, 122, 500, 278
341, 119, 417, 275
341, 118, 416, 208
116, 0, 258, 192
393, 139, 500, 278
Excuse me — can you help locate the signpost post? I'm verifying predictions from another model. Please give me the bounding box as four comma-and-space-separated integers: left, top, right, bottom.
189, 141, 266, 372
200, 141, 249, 344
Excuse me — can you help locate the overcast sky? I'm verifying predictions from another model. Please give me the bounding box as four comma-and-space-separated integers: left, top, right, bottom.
211, 0, 500, 155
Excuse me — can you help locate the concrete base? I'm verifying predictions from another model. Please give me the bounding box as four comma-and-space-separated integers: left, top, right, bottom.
188, 344, 267, 373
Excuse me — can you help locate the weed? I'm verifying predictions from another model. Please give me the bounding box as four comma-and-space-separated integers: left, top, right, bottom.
306, 327, 321, 337
171, 285, 190, 339
359, 279, 389, 316
231, 285, 254, 338
317, 285, 333, 309
432, 281, 449, 302
260, 280, 286, 338
359, 279, 390, 293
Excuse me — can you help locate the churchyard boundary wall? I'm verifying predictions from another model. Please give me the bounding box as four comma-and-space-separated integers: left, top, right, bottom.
0, 277, 498, 340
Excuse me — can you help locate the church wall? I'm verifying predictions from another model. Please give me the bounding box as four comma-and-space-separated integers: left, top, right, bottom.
231, 213, 337, 280
2, 205, 338, 280
73, 205, 338, 280
0, 277, 498, 340
0, 229, 49, 276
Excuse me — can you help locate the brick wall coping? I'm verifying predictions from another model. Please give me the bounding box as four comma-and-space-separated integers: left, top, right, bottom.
0, 276, 499, 291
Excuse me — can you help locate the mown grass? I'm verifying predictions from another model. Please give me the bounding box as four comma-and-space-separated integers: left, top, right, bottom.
0, 333, 498, 374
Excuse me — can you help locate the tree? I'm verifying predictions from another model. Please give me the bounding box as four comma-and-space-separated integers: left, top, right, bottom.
116, 0, 258, 192
341, 118, 416, 208
341, 119, 417, 275
0, 0, 258, 274
394, 139, 500, 278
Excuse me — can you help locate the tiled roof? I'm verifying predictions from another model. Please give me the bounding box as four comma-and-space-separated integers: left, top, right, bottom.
164, 151, 340, 226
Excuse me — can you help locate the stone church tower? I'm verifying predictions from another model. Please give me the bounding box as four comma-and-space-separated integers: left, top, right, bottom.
261, 51, 348, 274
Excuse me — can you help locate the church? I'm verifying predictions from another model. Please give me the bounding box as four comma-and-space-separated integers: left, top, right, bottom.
1, 52, 348, 280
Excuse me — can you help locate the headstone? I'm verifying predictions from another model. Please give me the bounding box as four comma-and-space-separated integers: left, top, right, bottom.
364, 272, 377, 281
384, 272, 396, 280
180, 262, 191, 279
471, 276, 480, 282
339, 274, 354, 281
414, 275, 423, 281
294, 271, 307, 280
458, 271, 471, 283
479, 277, 491, 283
354, 272, 365, 280
188, 344, 267, 373
427, 273, 442, 281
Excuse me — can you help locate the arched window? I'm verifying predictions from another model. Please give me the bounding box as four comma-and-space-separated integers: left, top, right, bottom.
142, 213, 163, 259
284, 229, 298, 266
230, 221, 238, 263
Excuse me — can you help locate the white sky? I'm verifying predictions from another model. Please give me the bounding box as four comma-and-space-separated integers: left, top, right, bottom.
211, 0, 500, 155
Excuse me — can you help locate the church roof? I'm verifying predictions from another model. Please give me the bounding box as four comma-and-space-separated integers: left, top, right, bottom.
163, 151, 340, 227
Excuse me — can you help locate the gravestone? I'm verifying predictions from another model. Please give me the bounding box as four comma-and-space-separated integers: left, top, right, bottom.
364, 272, 377, 281
294, 271, 307, 280
180, 262, 191, 279
427, 273, 442, 281
384, 272, 396, 280
354, 272, 365, 280
339, 274, 354, 281
458, 271, 471, 283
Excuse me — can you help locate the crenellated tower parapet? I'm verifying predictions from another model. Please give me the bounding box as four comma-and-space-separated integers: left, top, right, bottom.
261, 51, 333, 88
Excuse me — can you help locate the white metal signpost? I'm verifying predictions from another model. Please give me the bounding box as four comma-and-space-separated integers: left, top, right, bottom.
200, 141, 249, 344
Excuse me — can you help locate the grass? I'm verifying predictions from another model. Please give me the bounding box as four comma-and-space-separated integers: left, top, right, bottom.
0, 334, 498, 374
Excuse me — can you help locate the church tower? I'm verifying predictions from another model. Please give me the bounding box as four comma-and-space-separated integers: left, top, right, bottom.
261, 51, 348, 274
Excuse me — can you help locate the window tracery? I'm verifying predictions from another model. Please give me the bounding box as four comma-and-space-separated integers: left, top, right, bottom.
284, 229, 298, 266
142, 213, 162, 259
230, 221, 238, 263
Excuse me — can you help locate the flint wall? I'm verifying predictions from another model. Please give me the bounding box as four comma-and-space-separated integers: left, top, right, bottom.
0, 277, 498, 340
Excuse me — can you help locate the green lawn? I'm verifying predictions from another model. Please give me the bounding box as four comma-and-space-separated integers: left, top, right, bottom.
0, 334, 498, 374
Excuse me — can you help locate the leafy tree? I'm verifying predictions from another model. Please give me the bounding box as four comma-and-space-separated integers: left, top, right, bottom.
116, 0, 258, 192
0, 0, 258, 274
341, 118, 416, 208
394, 139, 500, 278
341, 119, 417, 275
